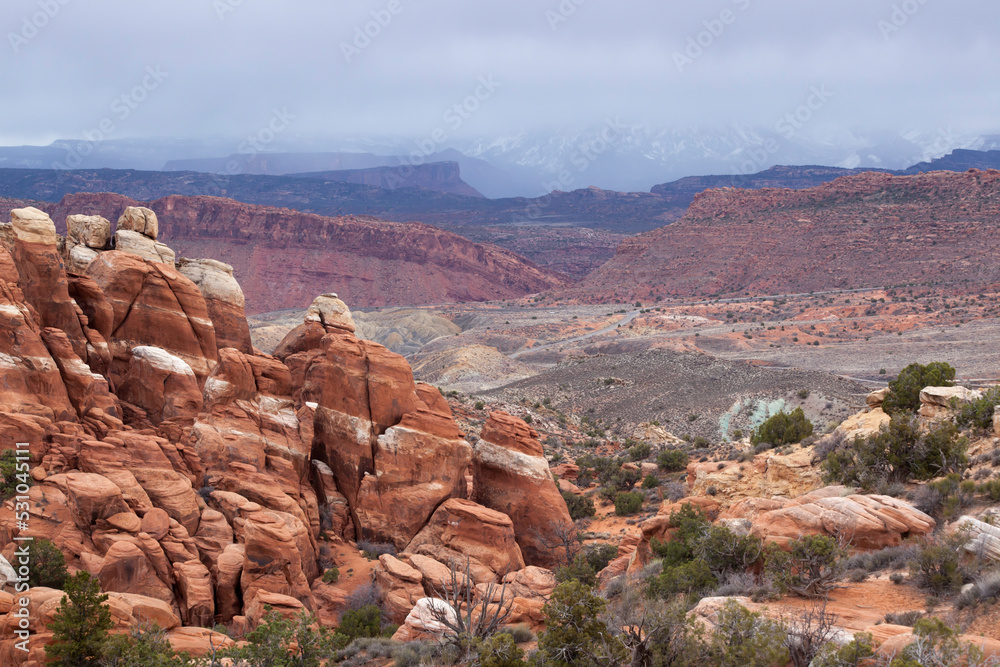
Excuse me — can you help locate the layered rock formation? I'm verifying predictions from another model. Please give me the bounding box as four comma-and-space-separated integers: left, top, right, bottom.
576, 169, 1000, 301
0, 212, 563, 659
37, 192, 567, 313
472, 412, 574, 568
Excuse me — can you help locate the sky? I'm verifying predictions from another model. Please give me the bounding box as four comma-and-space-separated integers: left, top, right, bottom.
2, 0, 999, 147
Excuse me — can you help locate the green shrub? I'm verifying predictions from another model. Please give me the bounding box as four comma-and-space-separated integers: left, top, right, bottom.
813, 633, 875, 667
555, 553, 597, 587
641, 474, 660, 489
477, 633, 527, 667
648, 559, 717, 603
27, 538, 68, 589
614, 491, 644, 516
583, 544, 618, 573
913, 535, 969, 594
322, 566, 340, 584
695, 525, 764, 578
561, 490, 596, 520
822, 416, 968, 491
0, 449, 30, 501
766, 535, 844, 598
657, 449, 689, 472
101, 622, 183, 667
956, 386, 1000, 431
226, 609, 340, 666
751, 408, 813, 448
650, 504, 711, 567
710, 599, 788, 667
536, 581, 626, 667
339, 605, 383, 640
882, 362, 955, 415
978, 479, 1000, 502
627, 441, 652, 461
474, 401, 486, 410
891, 617, 990, 666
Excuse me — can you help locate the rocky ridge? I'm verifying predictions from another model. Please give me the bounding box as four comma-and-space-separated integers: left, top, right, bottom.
576, 169, 1000, 301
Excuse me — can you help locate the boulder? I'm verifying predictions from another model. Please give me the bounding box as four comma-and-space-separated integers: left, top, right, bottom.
9, 208, 89, 359
114, 229, 176, 264
471, 412, 574, 568
117, 206, 159, 240
216, 543, 245, 621
745, 488, 935, 549
63, 472, 133, 529
98, 541, 175, 605
177, 258, 252, 353
866, 388, 889, 409
953, 515, 1000, 562
374, 554, 425, 624
919, 386, 982, 420
405, 498, 525, 578
240, 510, 313, 607
304, 293, 356, 333
303, 328, 470, 546
686, 448, 821, 506
391, 597, 457, 643
66, 214, 111, 249
10, 207, 58, 245
165, 628, 235, 657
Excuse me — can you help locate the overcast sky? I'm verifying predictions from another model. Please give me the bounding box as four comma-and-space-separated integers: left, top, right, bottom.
2, 0, 998, 146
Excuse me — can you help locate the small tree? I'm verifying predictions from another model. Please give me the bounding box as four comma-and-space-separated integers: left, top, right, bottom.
223, 608, 338, 667
46, 572, 113, 667
614, 491, 644, 516
882, 362, 955, 415
751, 408, 813, 448
536, 581, 626, 667
99, 620, 181, 667
657, 449, 689, 472
766, 535, 844, 598
710, 599, 789, 667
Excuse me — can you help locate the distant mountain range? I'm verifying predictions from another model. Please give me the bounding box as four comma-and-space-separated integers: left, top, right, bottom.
2, 148, 999, 279
2, 127, 997, 197
572, 169, 1000, 302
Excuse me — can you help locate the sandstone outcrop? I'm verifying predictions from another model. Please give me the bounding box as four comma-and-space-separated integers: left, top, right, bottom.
918, 386, 982, 420
471, 412, 574, 568
177, 258, 253, 353
86, 251, 218, 383
736, 487, 936, 549
0, 206, 565, 651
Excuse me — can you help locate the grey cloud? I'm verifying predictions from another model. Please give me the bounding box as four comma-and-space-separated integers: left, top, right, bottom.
1, 0, 997, 145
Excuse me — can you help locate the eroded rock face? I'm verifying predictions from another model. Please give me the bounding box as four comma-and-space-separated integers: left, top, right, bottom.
0, 222, 553, 649
177, 258, 253, 353
736, 487, 936, 549
118, 346, 203, 424
471, 412, 574, 568
294, 316, 473, 548
86, 251, 218, 383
